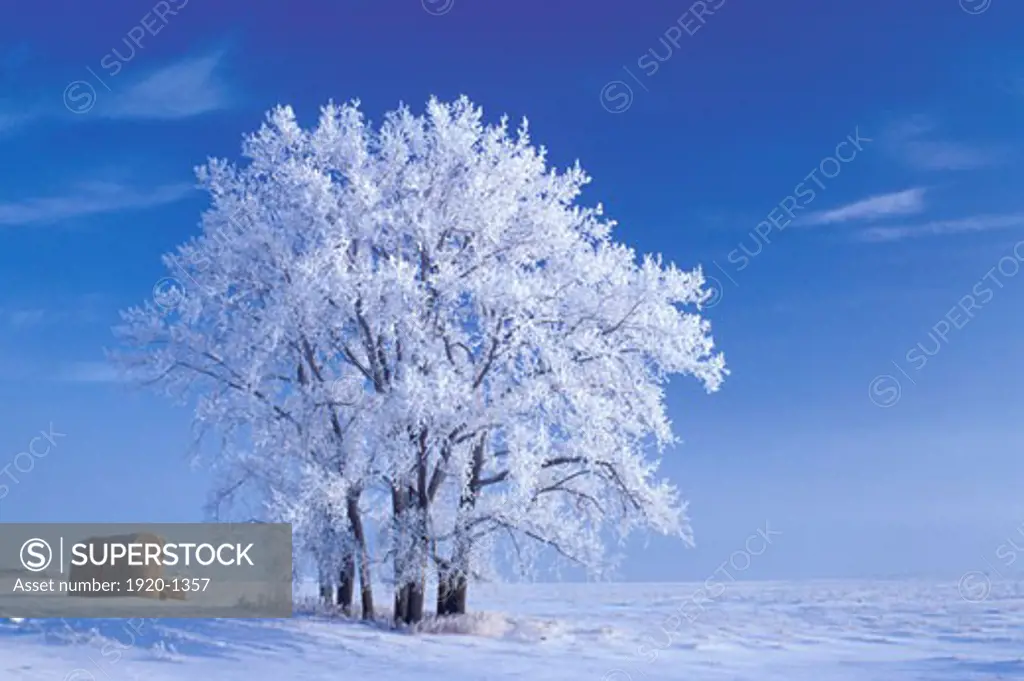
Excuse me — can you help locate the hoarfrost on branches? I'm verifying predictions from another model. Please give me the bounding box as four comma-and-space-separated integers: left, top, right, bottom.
114, 95, 727, 622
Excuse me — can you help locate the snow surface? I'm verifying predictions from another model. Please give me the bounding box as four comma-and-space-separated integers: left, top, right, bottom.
1, 579, 1022, 680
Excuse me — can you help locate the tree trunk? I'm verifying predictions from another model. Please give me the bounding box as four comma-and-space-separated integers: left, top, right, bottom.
394, 557, 426, 624
359, 573, 375, 620
318, 560, 334, 606
393, 583, 413, 624
336, 554, 355, 615
436, 568, 450, 616
436, 568, 467, 616
347, 488, 374, 620
319, 582, 332, 606
406, 580, 425, 623
390, 427, 432, 626
406, 429, 429, 624
391, 485, 412, 625
397, 510, 428, 624
436, 435, 483, 616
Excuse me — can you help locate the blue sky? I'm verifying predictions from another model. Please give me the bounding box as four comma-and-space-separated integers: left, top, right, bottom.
2, 0, 1024, 582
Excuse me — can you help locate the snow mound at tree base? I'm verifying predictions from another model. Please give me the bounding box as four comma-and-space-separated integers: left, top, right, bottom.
410, 611, 578, 640
293, 595, 580, 641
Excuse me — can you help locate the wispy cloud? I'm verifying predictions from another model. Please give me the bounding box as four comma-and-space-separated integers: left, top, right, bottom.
55, 361, 124, 384
803, 188, 927, 226
901, 141, 1000, 171
0, 180, 194, 227
0, 110, 31, 133
0, 50, 233, 133
2, 308, 47, 328
0, 295, 106, 329
0, 102, 44, 135
101, 51, 232, 120
884, 115, 1002, 171
855, 213, 1024, 243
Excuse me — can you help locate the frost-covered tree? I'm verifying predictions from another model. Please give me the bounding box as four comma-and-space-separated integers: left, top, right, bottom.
114, 96, 726, 624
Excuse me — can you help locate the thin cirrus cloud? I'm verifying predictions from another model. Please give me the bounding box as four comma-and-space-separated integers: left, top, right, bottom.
801, 188, 927, 226
0, 111, 32, 134
884, 115, 1002, 171
900, 141, 1001, 171
2, 308, 47, 328
0, 180, 194, 227
855, 214, 1024, 243
0, 295, 105, 329
54, 361, 124, 384
98, 51, 233, 120
0, 50, 232, 132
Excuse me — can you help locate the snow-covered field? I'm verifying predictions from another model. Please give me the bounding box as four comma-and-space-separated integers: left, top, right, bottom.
1, 579, 1021, 680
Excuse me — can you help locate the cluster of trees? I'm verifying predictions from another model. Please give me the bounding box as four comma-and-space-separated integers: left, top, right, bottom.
114, 97, 727, 624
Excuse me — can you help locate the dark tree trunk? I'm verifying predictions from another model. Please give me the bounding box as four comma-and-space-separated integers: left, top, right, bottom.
393, 587, 406, 623
336, 554, 355, 615
396, 510, 428, 625
406, 581, 425, 623
391, 429, 430, 626
391, 485, 414, 625
436, 568, 450, 616
389, 426, 435, 626
318, 555, 334, 606
358, 559, 375, 620
436, 568, 467, 616
346, 488, 375, 619
436, 435, 484, 616
319, 582, 332, 606
406, 429, 430, 624
394, 583, 417, 624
